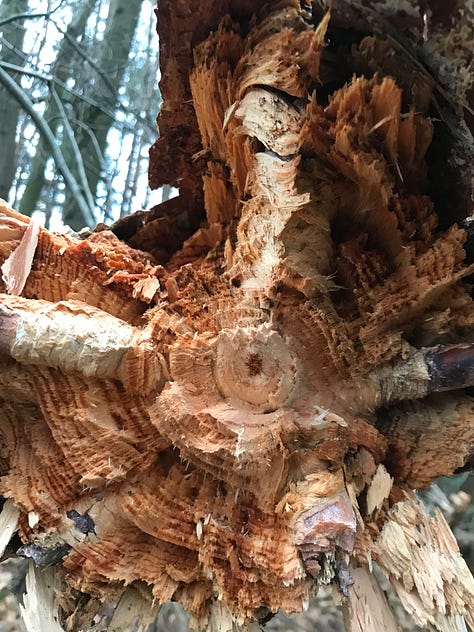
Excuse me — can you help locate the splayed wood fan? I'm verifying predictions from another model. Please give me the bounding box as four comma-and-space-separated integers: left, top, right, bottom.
0, 0, 473, 630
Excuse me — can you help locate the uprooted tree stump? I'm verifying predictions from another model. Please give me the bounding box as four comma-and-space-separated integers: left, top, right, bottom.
1, 0, 474, 630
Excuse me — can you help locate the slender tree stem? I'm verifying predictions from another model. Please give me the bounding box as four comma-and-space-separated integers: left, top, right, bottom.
0, 0, 64, 28
50, 87, 96, 212
0, 61, 117, 118
0, 66, 96, 228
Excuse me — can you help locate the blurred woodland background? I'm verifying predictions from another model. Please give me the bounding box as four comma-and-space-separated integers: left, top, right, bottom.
0, 0, 171, 233
0, 0, 473, 630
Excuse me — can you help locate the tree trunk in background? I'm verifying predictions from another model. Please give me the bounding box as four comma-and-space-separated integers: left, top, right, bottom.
61, 0, 142, 229
120, 14, 156, 218
0, 0, 28, 200
0, 2, 473, 632
18, 0, 97, 218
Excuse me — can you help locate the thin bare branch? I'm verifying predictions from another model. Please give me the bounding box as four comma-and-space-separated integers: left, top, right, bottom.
0, 66, 96, 228
0, 61, 117, 120
50, 87, 96, 212
71, 118, 105, 172
0, 61, 156, 134
0, 0, 64, 28
51, 21, 117, 96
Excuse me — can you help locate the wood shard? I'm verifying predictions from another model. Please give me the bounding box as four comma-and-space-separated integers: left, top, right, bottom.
365, 464, 392, 517
0, 498, 20, 557
372, 494, 474, 630
342, 565, 400, 632
295, 491, 357, 563
20, 562, 65, 632
1, 219, 39, 295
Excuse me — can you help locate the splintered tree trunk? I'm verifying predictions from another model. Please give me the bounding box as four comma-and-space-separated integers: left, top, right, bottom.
0, 1, 474, 631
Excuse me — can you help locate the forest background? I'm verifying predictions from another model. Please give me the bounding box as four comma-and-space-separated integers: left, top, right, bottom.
0, 0, 171, 233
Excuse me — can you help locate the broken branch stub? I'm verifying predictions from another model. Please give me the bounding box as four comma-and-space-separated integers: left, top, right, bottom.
424, 344, 474, 394
1, 0, 474, 630
0, 295, 164, 394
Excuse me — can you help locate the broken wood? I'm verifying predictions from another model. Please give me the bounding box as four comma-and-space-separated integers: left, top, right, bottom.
0, 0, 474, 630
342, 565, 399, 632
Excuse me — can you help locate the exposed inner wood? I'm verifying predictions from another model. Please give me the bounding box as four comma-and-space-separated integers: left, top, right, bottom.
0, 0, 474, 630
341, 565, 399, 632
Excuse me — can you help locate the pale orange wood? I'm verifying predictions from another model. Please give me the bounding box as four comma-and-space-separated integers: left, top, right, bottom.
0, 1, 473, 630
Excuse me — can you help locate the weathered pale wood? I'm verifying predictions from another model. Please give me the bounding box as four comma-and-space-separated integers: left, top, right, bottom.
0, 294, 165, 394
0, 499, 19, 557
1, 218, 39, 295
19, 563, 64, 632
371, 494, 474, 630
342, 566, 400, 632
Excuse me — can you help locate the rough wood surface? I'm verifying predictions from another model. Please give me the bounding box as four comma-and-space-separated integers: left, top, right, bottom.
342, 565, 399, 632
0, 0, 474, 630
370, 493, 474, 631
19, 563, 64, 632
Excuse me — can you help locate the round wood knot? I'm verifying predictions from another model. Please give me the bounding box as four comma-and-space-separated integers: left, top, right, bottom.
214, 324, 297, 412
